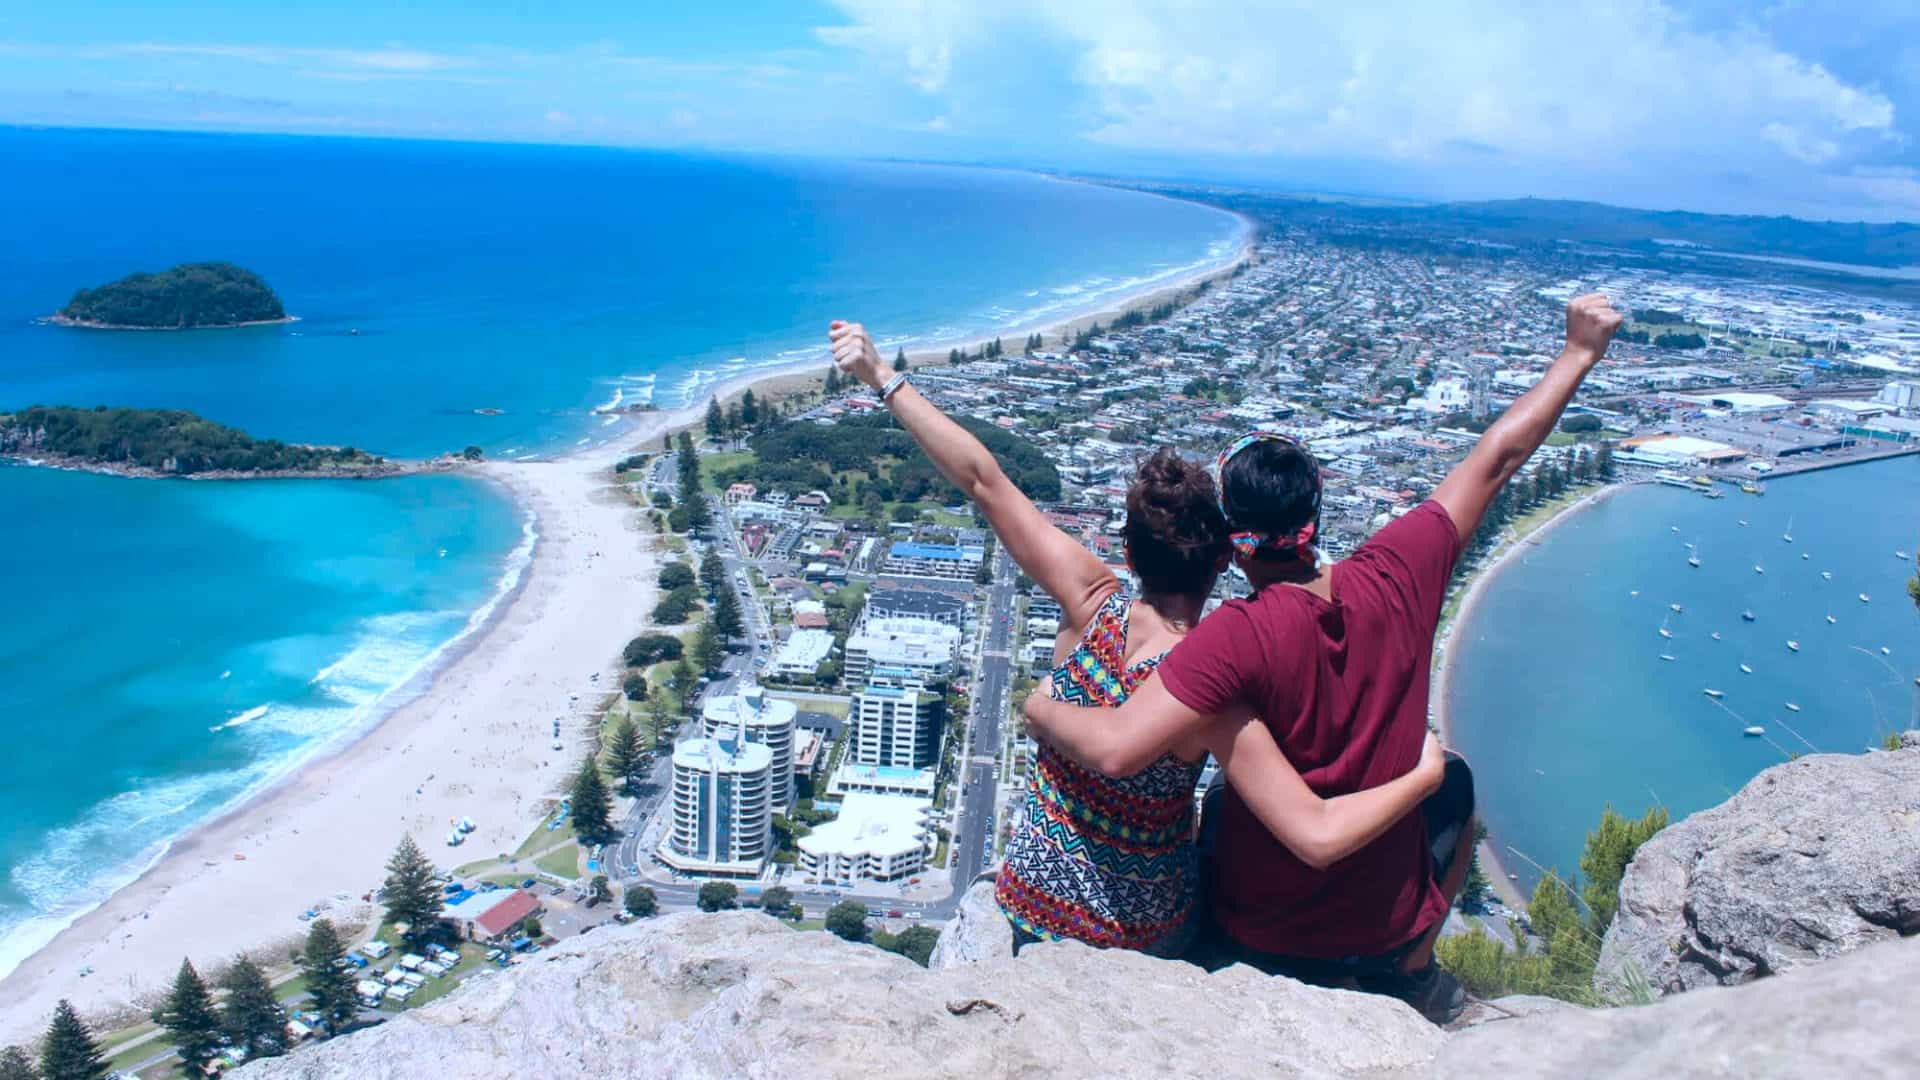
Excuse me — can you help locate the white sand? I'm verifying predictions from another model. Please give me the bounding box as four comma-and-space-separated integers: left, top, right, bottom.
0, 431, 674, 1040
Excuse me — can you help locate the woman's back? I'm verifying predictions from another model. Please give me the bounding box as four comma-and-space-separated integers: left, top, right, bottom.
996, 593, 1204, 954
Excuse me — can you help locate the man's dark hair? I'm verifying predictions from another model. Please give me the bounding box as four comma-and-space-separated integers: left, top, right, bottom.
1123, 449, 1228, 596
1220, 439, 1322, 561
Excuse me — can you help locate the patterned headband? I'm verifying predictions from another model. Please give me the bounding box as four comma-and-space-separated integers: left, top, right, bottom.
1214, 430, 1322, 558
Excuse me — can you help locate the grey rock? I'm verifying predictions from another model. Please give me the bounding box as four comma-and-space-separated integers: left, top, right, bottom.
238, 911, 1441, 1080
927, 878, 1012, 970
1595, 744, 1920, 999
1899, 728, 1920, 751
1446, 994, 1581, 1032
1443, 934, 1920, 1079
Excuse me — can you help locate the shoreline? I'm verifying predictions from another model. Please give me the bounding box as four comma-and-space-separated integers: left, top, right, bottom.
0, 211, 1252, 1039
43, 313, 300, 331
1432, 481, 1631, 913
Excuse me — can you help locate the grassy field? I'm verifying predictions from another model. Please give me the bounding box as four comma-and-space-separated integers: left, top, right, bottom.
699, 450, 757, 493
534, 842, 582, 880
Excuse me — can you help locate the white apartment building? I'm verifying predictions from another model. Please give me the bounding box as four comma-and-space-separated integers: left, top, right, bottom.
767, 627, 835, 679
796, 793, 933, 883
701, 685, 798, 810
844, 671, 943, 771
658, 736, 773, 877
843, 616, 961, 686
879, 541, 983, 582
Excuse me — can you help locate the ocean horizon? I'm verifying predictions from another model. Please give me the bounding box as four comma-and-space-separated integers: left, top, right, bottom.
1446, 455, 1920, 894
0, 126, 1245, 976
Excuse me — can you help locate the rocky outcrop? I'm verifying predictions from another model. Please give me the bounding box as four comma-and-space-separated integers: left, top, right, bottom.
1445, 934, 1920, 1078
241, 911, 1441, 1079
927, 878, 1012, 970
1595, 739, 1920, 999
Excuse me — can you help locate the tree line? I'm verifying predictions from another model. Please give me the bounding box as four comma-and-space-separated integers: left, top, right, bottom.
0, 406, 385, 475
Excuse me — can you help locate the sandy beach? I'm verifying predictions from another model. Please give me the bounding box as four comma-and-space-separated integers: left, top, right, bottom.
1431, 482, 1629, 910
0, 219, 1252, 1041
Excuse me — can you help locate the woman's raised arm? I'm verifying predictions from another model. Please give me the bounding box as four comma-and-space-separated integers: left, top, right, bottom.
829, 321, 1116, 631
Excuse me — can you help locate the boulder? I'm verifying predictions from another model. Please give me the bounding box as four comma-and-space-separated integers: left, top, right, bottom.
1594, 741, 1920, 999
238, 911, 1441, 1079
1443, 934, 1920, 1078
928, 878, 1013, 970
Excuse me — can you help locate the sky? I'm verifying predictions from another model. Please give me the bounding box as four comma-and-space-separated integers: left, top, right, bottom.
2, 1, 1918, 223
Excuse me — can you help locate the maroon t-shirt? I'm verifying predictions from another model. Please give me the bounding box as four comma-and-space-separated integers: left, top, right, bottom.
1158, 500, 1463, 958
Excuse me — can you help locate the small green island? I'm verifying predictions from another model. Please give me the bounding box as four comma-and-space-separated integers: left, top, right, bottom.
53, 261, 291, 330
0, 406, 406, 477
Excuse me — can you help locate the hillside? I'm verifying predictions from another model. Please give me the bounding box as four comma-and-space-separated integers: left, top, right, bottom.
0, 406, 394, 476
55, 262, 288, 329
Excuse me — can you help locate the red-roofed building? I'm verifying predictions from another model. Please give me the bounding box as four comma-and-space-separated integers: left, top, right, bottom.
470, 889, 543, 942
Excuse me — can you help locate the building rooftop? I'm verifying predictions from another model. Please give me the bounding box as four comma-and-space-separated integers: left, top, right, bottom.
796, 793, 931, 859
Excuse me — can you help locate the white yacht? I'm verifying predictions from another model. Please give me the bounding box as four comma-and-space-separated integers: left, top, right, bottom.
1821, 570, 1833, 580
1670, 602, 1684, 613
1659, 654, 1677, 662
1782, 516, 1794, 543
1754, 564, 1765, 575
1743, 726, 1765, 737
1739, 662, 1753, 674
1860, 593, 1871, 603
1786, 640, 1800, 652
1704, 688, 1725, 699
1785, 702, 1802, 713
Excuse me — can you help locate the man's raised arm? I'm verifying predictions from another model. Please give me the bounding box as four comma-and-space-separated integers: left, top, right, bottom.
1432, 294, 1622, 545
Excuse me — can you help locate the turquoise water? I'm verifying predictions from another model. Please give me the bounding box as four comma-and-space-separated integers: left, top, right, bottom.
0, 127, 1242, 971
1447, 456, 1920, 891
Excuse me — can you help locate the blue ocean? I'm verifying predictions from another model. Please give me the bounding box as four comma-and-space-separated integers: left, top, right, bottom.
0, 126, 1245, 969
1447, 455, 1920, 892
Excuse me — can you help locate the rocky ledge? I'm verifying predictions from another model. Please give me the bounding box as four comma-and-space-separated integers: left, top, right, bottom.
1596, 732, 1920, 998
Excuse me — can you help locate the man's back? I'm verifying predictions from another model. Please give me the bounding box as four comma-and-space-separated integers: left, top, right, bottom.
1158, 500, 1462, 957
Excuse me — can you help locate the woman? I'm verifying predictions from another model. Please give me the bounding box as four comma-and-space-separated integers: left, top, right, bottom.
827, 321, 1445, 956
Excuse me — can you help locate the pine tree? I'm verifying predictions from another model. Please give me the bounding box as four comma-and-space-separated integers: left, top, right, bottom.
381, 835, 443, 946
605, 717, 643, 796
570, 752, 614, 845
648, 691, 673, 744
712, 586, 744, 641
693, 617, 724, 675
38, 1000, 107, 1080
699, 548, 726, 598
740, 389, 759, 427
670, 655, 697, 707
0, 1045, 36, 1080
824, 366, 840, 393
704, 398, 724, 438
153, 958, 224, 1072
220, 955, 288, 1059
1578, 806, 1669, 935
893, 349, 908, 372
299, 919, 358, 1036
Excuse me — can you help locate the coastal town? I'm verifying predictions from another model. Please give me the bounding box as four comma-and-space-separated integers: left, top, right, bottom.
8, 205, 1920, 1076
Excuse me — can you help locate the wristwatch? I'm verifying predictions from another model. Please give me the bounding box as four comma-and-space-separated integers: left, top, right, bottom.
878, 372, 910, 402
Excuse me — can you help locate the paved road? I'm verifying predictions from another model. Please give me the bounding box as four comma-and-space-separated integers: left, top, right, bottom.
951, 545, 1017, 891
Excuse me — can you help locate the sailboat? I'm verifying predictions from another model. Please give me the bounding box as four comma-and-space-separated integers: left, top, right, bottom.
1704, 688, 1725, 699
1659, 653, 1677, 662
1860, 593, 1871, 603
1826, 612, 1837, 625
1784, 702, 1801, 712
1738, 519, 1749, 526
1786, 640, 1800, 652
1741, 609, 1757, 622
1754, 563, 1765, 575
1743, 726, 1765, 737
1670, 602, 1684, 613
1710, 631, 1722, 641
1898, 550, 1910, 560
1821, 570, 1833, 580
1782, 516, 1794, 543
1688, 540, 1701, 568
1658, 614, 1673, 640
1800, 553, 1810, 560
1739, 660, 1753, 674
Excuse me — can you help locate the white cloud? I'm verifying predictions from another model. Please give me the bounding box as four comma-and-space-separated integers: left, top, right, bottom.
821, 0, 1902, 179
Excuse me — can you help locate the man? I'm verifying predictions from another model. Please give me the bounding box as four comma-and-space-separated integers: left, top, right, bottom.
1024, 294, 1623, 1021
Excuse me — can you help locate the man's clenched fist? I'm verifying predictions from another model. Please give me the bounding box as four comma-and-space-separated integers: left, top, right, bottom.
828, 320, 887, 391
1564, 293, 1624, 363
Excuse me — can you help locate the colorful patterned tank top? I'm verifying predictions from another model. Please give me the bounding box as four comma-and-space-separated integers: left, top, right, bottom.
996, 592, 1203, 954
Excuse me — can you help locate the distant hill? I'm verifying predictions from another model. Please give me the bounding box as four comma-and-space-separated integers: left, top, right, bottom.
0, 405, 391, 476
55, 262, 288, 329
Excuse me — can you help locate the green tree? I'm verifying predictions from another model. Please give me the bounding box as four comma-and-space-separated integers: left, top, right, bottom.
1527, 871, 1582, 947
657, 562, 697, 591
704, 398, 724, 438
651, 583, 703, 624
740, 389, 759, 428
605, 717, 644, 795
520, 915, 543, 939
893, 349, 908, 372
381, 834, 443, 947
757, 886, 794, 919
624, 631, 683, 666
624, 884, 659, 918
152, 959, 224, 1073
1579, 806, 1669, 936
220, 955, 288, 1059
570, 752, 614, 845
299, 919, 358, 1036
699, 549, 726, 597
648, 692, 674, 745
692, 617, 724, 676
590, 875, 614, 906
824, 366, 841, 394
712, 586, 744, 642
825, 900, 869, 942
881, 925, 940, 967
670, 655, 698, 707
37, 1000, 107, 1080
697, 881, 739, 912
622, 671, 648, 701
0, 1045, 36, 1080
461, 445, 484, 461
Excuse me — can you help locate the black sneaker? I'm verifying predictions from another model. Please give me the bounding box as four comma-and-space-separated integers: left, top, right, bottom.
1359, 962, 1466, 1025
